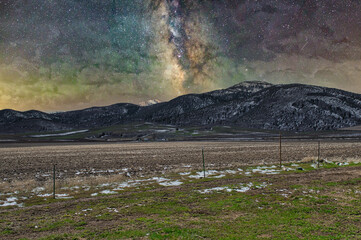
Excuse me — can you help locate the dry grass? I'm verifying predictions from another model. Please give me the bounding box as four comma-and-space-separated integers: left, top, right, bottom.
59, 174, 128, 189
0, 179, 38, 193
327, 157, 361, 163
300, 156, 318, 163
299, 156, 361, 164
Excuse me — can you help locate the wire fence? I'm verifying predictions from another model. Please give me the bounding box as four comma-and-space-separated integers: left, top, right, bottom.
0, 139, 360, 199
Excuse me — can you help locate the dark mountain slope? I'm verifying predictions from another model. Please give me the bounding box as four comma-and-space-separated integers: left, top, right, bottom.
53, 103, 140, 129
0, 81, 360, 133
133, 81, 273, 123
131, 82, 361, 131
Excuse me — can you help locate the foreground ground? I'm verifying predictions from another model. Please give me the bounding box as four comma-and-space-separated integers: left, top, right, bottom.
0, 141, 360, 239
1, 141, 360, 182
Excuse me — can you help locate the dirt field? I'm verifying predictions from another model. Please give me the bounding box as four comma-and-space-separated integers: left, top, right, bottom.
0, 140, 360, 182
0, 141, 360, 239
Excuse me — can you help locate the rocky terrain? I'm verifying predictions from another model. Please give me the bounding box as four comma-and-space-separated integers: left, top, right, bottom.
1, 81, 361, 133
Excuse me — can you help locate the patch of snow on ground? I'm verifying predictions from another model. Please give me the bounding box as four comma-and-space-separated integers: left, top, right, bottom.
277, 189, 293, 198
235, 182, 269, 192
0, 202, 21, 207
112, 180, 141, 190
29, 129, 88, 137
235, 186, 251, 193
107, 207, 119, 213
254, 182, 269, 189
282, 166, 295, 171
310, 164, 318, 169
0, 197, 23, 207
32, 187, 45, 193
100, 190, 117, 195
198, 187, 232, 194
179, 172, 191, 176
159, 180, 183, 186
37, 193, 52, 197
150, 177, 183, 187
56, 194, 73, 199
5, 197, 17, 202
0, 192, 13, 196
154, 130, 169, 133
198, 182, 269, 194
212, 174, 225, 178
37, 193, 73, 199
251, 166, 281, 175
151, 177, 170, 182
337, 162, 349, 166
188, 170, 220, 179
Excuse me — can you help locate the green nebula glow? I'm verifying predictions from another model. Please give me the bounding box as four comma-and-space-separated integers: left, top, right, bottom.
1, 0, 361, 111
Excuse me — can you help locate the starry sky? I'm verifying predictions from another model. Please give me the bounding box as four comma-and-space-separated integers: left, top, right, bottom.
1, 0, 361, 111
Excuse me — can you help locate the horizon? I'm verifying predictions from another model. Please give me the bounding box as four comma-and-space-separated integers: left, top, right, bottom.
2, 80, 361, 113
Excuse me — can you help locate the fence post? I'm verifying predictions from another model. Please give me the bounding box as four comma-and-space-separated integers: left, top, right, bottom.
279, 133, 282, 168
317, 141, 320, 168
53, 164, 56, 199
202, 148, 206, 178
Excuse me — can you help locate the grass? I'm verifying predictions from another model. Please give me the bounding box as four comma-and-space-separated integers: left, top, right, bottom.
0, 163, 360, 239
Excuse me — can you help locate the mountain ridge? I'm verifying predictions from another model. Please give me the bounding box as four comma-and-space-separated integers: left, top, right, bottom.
1, 81, 361, 133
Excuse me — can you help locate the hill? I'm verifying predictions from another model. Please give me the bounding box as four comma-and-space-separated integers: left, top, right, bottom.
1, 81, 361, 133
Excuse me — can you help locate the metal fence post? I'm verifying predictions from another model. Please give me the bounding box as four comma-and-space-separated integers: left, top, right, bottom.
53, 164, 56, 199
202, 148, 206, 178
317, 141, 320, 168
279, 133, 282, 168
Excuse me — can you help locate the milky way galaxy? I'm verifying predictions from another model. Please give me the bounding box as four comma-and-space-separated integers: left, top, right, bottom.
0, 0, 361, 111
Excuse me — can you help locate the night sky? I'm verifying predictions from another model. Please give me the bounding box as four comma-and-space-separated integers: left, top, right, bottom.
1, 0, 361, 111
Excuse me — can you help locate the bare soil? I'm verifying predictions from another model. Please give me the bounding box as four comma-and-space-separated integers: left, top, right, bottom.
0, 141, 360, 182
